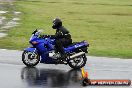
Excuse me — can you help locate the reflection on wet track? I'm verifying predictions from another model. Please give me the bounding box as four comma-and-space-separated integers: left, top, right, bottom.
21, 67, 82, 88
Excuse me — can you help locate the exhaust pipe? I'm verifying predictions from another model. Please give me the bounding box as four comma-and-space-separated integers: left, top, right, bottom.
70, 52, 85, 59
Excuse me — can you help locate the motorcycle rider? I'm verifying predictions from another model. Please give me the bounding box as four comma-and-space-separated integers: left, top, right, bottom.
52, 18, 72, 60
48, 18, 72, 60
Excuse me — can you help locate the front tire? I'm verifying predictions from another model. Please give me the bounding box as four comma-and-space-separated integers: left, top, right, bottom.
22, 51, 40, 67
68, 54, 87, 69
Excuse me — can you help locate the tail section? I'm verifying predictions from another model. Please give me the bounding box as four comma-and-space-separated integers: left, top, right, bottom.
64, 41, 89, 53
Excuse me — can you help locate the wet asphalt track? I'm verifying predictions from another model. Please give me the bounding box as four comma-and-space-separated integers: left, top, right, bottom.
0, 49, 132, 88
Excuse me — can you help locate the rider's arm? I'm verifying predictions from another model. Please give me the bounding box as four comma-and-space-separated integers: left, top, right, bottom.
42, 35, 56, 39
48, 31, 63, 39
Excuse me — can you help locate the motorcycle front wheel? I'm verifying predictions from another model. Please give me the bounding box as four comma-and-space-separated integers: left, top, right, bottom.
68, 54, 87, 69
22, 51, 40, 67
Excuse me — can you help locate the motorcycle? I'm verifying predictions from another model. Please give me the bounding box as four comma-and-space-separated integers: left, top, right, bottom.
22, 29, 89, 69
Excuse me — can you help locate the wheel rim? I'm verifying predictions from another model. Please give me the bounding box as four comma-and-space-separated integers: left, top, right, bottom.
70, 56, 84, 67
23, 52, 39, 65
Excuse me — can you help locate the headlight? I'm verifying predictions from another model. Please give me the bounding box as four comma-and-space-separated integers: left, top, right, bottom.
32, 41, 38, 45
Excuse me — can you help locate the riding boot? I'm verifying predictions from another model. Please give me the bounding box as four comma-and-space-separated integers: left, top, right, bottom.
61, 53, 67, 60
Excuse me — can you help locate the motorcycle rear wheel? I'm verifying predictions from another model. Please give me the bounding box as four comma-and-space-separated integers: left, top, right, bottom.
68, 54, 87, 69
22, 51, 40, 67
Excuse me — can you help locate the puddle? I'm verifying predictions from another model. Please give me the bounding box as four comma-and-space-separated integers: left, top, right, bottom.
1, 20, 19, 29
0, 11, 8, 14
12, 17, 20, 21
0, 33, 7, 37
0, 1, 21, 38
14, 11, 21, 15
0, 16, 6, 25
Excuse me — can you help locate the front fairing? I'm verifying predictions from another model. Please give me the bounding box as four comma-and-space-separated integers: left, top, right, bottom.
45, 38, 55, 45
29, 34, 38, 43
29, 34, 45, 45
30, 35, 54, 51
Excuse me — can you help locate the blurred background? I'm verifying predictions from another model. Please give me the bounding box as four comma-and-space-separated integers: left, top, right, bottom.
0, 0, 132, 58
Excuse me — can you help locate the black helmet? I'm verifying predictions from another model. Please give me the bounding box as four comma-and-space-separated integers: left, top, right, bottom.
52, 18, 62, 29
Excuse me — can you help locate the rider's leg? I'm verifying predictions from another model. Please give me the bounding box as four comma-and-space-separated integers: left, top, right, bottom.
55, 39, 66, 59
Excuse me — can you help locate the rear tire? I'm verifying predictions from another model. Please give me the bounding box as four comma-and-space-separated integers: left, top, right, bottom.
22, 51, 40, 67
68, 54, 87, 69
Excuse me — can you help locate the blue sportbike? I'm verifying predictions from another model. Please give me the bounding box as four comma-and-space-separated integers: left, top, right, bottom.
22, 29, 89, 69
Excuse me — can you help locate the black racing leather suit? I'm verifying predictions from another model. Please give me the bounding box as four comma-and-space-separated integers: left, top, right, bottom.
50, 26, 72, 54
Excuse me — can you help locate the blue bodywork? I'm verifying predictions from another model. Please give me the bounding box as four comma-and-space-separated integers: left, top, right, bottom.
24, 32, 88, 64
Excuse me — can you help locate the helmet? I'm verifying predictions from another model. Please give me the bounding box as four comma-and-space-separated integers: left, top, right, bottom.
52, 18, 62, 29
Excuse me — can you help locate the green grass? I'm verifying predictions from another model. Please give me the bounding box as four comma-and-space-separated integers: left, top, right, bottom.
0, 0, 132, 58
